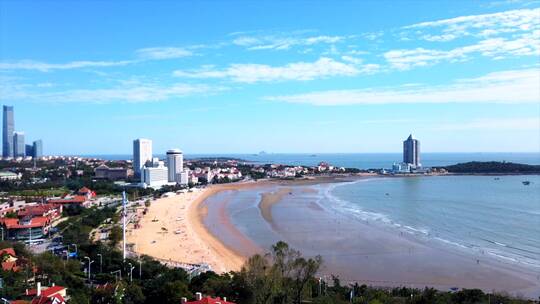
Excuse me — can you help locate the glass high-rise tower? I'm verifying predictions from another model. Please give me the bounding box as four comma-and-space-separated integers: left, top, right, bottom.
2, 105, 14, 158
403, 134, 420, 167
33, 140, 43, 158
13, 132, 25, 157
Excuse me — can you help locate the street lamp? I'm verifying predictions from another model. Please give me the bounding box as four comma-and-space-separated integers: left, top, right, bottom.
111, 270, 122, 283
128, 263, 134, 282
84, 257, 94, 281
97, 254, 103, 273
138, 259, 142, 279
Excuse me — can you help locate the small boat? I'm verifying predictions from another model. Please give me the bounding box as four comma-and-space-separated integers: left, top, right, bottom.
522, 181, 531, 185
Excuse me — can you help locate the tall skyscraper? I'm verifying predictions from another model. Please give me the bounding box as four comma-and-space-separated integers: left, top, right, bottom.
133, 138, 152, 176
2, 105, 14, 158
403, 134, 420, 167
13, 132, 25, 157
166, 149, 183, 182
33, 140, 43, 158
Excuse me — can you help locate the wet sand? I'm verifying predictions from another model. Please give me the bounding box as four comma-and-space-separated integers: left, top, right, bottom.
259, 187, 292, 229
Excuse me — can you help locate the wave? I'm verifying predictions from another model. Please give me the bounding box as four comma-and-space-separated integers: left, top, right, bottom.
323, 181, 540, 269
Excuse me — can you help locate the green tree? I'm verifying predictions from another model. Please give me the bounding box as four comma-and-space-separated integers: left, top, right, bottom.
109, 226, 122, 246
123, 283, 145, 304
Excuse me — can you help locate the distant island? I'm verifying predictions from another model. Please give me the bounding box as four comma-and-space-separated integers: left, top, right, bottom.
441, 161, 540, 174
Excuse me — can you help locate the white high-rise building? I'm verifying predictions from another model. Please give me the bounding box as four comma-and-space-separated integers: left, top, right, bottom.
166, 149, 183, 183
133, 138, 152, 176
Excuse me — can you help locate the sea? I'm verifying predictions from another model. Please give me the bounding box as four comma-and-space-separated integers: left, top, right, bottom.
328, 175, 540, 268
84, 152, 540, 169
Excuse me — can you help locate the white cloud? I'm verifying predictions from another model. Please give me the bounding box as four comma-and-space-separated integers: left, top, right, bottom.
265, 68, 540, 105
135, 47, 193, 59
0, 81, 224, 103
0, 60, 133, 72
173, 57, 375, 83
232, 34, 347, 51
0, 46, 194, 72
403, 7, 540, 40
384, 30, 540, 69
437, 117, 540, 131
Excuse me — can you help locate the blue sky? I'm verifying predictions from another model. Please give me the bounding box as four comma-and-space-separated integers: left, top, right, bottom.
1, 0, 539, 155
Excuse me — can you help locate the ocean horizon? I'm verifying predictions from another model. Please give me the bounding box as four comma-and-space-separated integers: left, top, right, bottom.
78, 152, 540, 169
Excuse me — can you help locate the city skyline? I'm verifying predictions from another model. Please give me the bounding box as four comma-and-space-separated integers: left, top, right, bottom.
2, 105, 43, 158
1, 1, 539, 155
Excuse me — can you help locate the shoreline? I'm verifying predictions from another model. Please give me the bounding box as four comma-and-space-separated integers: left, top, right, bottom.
128, 175, 540, 297
198, 176, 540, 298
126, 176, 352, 273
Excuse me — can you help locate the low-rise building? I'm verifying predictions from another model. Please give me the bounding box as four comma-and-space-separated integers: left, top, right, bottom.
0, 171, 21, 181
47, 187, 95, 207
141, 160, 169, 188
27, 283, 67, 304
1, 216, 51, 240
184, 294, 235, 304
0, 247, 21, 272
17, 204, 62, 222
94, 164, 133, 180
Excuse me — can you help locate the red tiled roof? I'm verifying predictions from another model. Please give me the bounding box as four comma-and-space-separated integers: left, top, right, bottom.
1, 217, 50, 229
17, 204, 58, 217
0, 247, 16, 257
2, 260, 20, 272
10, 300, 30, 304
186, 297, 236, 304
31, 294, 65, 304
47, 195, 87, 204
78, 187, 91, 193
26, 285, 66, 297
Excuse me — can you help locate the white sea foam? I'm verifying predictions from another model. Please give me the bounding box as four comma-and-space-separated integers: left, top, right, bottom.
323, 178, 540, 269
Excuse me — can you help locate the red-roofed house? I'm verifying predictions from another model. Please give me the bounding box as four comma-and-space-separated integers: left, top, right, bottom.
77, 187, 96, 199
184, 294, 236, 304
46, 187, 96, 208
27, 283, 67, 304
17, 204, 62, 221
47, 195, 89, 207
0, 216, 51, 240
31, 294, 65, 304
1, 247, 21, 272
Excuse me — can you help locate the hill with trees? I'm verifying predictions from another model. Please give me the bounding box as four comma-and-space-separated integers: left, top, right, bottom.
442, 161, 540, 174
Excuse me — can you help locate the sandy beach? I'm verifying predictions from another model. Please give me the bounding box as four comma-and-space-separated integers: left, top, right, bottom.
128, 176, 540, 298
127, 180, 286, 273
126, 186, 245, 273
126, 177, 351, 273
